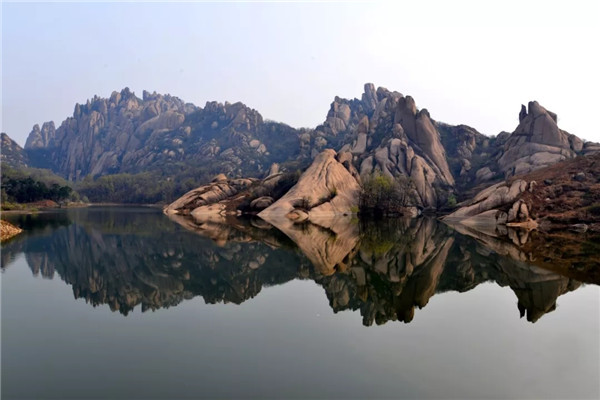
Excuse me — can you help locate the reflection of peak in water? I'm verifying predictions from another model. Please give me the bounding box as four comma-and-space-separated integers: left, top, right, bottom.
261, 214, 360, 276
26, 253, 55, 279
3, 209, 590, 324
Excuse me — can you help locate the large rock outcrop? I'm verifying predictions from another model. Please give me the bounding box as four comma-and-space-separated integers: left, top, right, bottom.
443, 152, 600, 230
164, 170, 292, 220
318, 84, 457, 208
442, 179, 533, 227
497, 101, 581, 177
25, 122, 56, 149
258, 149, 360, 220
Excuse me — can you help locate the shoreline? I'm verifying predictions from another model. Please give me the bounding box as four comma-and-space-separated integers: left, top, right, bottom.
1, 202, 164, 215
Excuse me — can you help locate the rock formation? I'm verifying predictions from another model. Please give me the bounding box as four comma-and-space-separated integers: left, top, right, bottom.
165, 148, 360, 241
258, 149, 360, 221
1, 133, 29, 168
320, 84, 457, 208
443, 152, 600, 230
497, 101, 582, 177
442, 179, 533, 227
25, 122, 56, 149
164, 176, 259, 216
22, 88, 308, 183
14, 83, 599, 211
163, 170, 296, 220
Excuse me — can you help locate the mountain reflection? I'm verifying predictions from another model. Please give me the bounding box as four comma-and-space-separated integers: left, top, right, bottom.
1, 207, 596, 325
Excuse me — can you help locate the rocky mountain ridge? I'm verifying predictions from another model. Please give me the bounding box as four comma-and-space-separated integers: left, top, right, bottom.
4, 83, 598, 209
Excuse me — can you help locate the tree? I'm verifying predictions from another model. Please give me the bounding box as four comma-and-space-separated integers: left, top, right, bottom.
359, 172, 416, 216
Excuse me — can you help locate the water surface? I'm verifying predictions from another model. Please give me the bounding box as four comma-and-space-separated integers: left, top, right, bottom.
2, 207, 598, 399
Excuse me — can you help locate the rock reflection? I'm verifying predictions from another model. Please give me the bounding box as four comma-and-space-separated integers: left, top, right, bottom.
2, 208, 595, 325
444, 220, 600, 285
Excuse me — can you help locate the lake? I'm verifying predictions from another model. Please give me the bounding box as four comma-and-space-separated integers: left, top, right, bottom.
1, 207, 598, 399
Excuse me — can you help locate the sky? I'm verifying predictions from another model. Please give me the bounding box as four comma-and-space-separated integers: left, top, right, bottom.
2, 0, 599, 147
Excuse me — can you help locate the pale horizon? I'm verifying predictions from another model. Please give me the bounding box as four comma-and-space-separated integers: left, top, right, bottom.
3, 0, 599, 146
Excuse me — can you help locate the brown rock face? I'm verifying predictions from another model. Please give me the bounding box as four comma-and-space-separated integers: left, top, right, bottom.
361, 83, 378, 113
164, 177, 257, 216
250, 196, 273, 211
163, 171, 295, 220
324, 99, 352, 135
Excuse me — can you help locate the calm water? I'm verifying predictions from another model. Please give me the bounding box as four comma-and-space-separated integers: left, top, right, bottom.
1, 207, 599, 399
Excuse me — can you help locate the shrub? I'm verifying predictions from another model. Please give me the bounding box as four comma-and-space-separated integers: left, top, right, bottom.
359, 172, 416, 216
447, 194, 457, 207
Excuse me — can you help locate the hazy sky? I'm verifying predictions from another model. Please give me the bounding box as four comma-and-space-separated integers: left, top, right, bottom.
2, 1, 599, 146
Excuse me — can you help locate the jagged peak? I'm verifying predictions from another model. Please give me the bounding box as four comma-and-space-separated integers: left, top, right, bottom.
398, 95, 418, 116
120, 87, 134, 97
41, 121, 55, 130
25, 121, 56, 149
417, 108, 431, 119
518, 101, 558, 124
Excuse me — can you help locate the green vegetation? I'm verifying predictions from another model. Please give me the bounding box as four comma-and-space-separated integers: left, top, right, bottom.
359, 172, 416, 216
447, 194, 457, 207
1, 164, 75, 207
76, 173, 176, 204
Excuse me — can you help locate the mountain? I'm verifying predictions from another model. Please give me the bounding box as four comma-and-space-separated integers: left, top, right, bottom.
1, 133, 29, 168
13, 83, 599, 207
22, 88, 311, 182
314, 84, 456, 207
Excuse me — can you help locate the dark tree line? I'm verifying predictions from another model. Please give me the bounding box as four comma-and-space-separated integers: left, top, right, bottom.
2, 176, 72, 203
